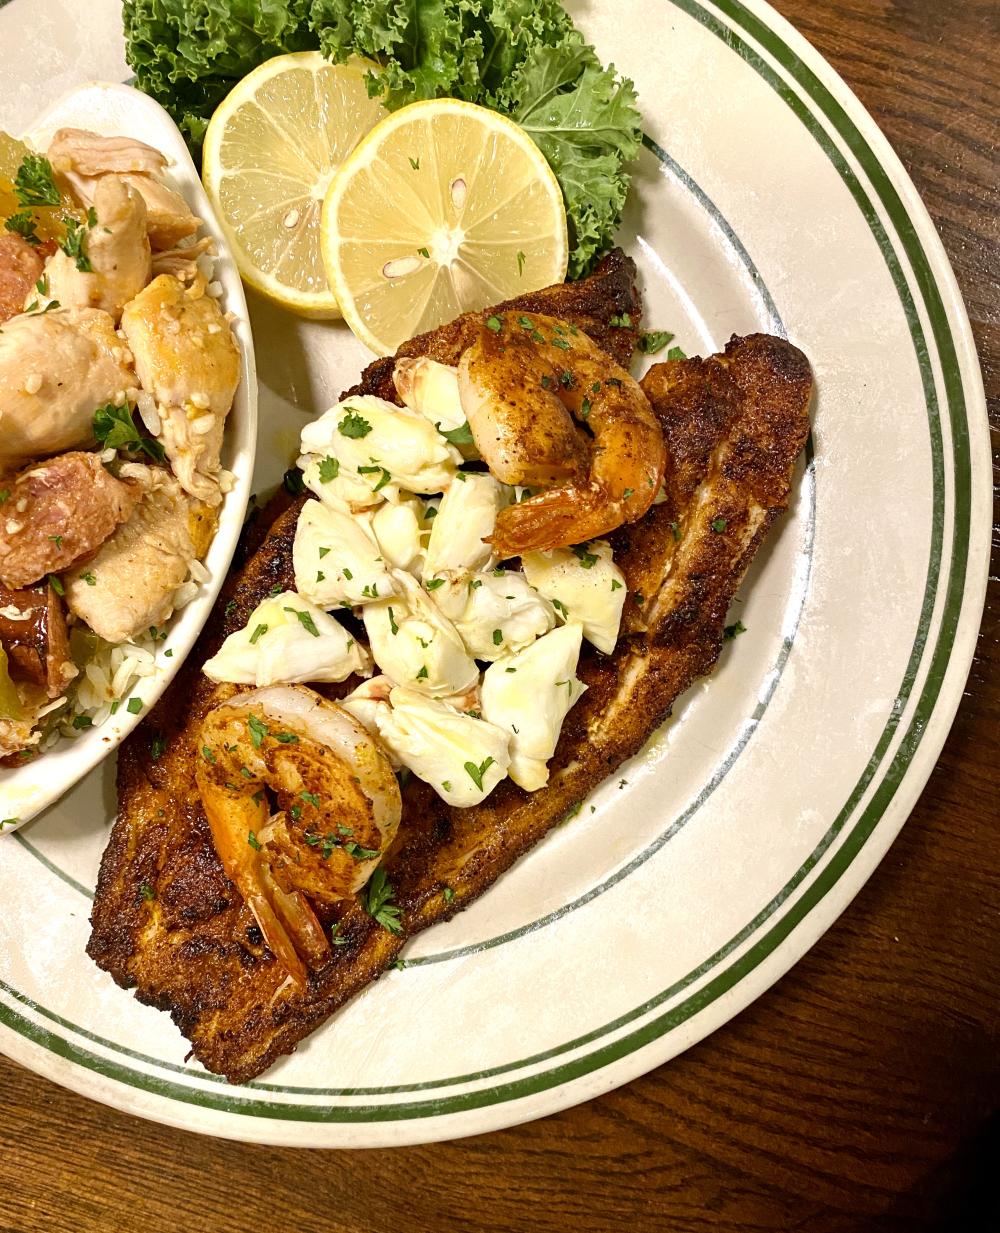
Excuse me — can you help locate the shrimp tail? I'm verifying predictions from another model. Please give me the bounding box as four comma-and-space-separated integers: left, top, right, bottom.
490, 487, 618, 557
258, 865, 331, 980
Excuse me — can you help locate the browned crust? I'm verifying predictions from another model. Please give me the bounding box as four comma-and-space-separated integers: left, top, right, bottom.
88, 259, 811, 1082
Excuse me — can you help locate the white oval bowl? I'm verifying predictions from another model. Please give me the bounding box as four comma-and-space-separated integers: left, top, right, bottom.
0, 83, 257, 832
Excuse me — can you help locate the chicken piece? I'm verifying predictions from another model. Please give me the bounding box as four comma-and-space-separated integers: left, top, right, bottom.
151, 236, 214, 281
120, 275, 240, 505
63, 472, 195, 644
0, 307, 134, 471
47, 128, 199, 251
120, 174, 199, 250
48, 128, 167, 178
0, 452, 142, 589
0, 578, 75, 699
44, 176, 151, 320
0, 233, 44, 325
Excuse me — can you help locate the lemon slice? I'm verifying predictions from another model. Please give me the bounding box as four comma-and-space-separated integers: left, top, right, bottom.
202, 52, 387, 317
321, 98, 568, 355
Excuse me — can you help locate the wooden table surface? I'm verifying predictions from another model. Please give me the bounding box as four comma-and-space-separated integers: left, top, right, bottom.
2, 3, 997, 1230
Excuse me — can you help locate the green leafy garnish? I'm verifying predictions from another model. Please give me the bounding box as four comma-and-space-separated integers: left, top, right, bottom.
440, 421, 473, 446
338, 408, 372, 438
59, 215, 94, 273
247, 831, 262, 851
362, 867, 402, 936
14, 154, 59, 207
318, 455, 340, 482
3, 210, 40, 244
638, 330, 674, 354
247, 714, 268, 748
92, 403, 165, 462
571, 544, 598, 569
283, 606, 320, 637
667, 345, 688, 361
724, 620, 747, 640
464, 757, 496, 791
249, 623, 268, 644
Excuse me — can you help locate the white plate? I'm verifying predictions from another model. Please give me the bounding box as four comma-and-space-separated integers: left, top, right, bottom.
0, 0, 990, 1147
0, 81, 257, 829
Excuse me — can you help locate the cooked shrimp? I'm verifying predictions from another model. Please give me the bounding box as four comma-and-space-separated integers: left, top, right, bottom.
457, 311, 666, 555
196, 685, 402, 986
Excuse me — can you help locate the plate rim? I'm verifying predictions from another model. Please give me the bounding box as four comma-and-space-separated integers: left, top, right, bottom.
0, 0, 991, 1146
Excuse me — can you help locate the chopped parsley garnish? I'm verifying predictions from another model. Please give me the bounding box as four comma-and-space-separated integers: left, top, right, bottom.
342, 567, 353, 579
14, 154, 59, 206
139, 883, 155, 902
225, 599, 237, 616
492, 628, 503, 646
318, 546, 331, 559
247, 714, 268, 749
361, 582, 378, 599
127, 697, 143, 715
417, 246, 430, 258
249, 623, 268, 644
387, 606, 399, 635
416, 665, 428, 680
724, 620, 747, 640
362, 867, 402, 936
638, 330, 674, 354
201, 745, 216, 763
338, 409, 372, 438
440, 420, 473, 445
425, 505, 438, 520
59, 215, 94, 272
442, 780, 452, 791
571, 545, 599, 569
299, 790, 321, 807
611, 578, 623, 591
454, 469, 467, 481
550, 335, 570, 350
551, 598, 569, 618
92, 403, 165, 462
318, 455, 340, 482
622, 488, 634, 500
150, 732, 167, 760
666, 345, 688, 361
275, 731, 299, 743
485, 314, 503, 333
609, 312, 632, 328
669, 521, 681, 541
316, 571, 325, 583
464, 757, 495, 791
442, 886, 455, 903
358, 463, 392, 490
330, 921, 349, 946
345, 841, 380, 861
711, 517, 727, 533
283, 606, 320, 637
516, 250, 526, 276
47, 574, 64, 596
71, 714, 93, 730
4, 210, 39, 244
468, 578, 482, 592
581, 397, 591, 419
283, 467, 305, 495
49, 534, 63, 549
0, 489, 9, 504
247, 831, 262, 851
425, 577, 445, 591
82, 571, 96, 586
409, 156, 420, 170
540, 374, 552, 390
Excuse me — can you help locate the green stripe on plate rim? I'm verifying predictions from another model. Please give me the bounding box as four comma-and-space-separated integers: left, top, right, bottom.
0, 0, 973, 1121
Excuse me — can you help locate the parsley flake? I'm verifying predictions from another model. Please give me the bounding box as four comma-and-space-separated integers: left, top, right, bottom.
362, 867, 402, 935
464, 757, 495, 791
14, 154, 59, 206
318, 455, 339, 482
283, 606, 320, 637
338, 409, 372, 438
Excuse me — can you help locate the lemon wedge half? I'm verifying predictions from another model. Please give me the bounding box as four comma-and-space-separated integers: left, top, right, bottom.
320, 98, 568, 354
202, 52, 387, 317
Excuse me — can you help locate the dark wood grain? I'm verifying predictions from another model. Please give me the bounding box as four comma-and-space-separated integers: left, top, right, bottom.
1, 3, 997, 1230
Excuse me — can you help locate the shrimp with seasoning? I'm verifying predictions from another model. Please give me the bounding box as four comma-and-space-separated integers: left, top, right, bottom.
195, 684, 402, 986
457, 311, 667, 556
